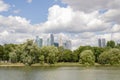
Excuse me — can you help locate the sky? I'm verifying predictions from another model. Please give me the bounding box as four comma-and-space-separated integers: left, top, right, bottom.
0, 0, 120, 50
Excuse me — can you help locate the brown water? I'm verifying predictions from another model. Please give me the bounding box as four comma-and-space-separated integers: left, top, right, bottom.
0, 66, 120, 80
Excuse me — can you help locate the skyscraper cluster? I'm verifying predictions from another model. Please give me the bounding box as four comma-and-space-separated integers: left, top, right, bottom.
35, 34, 72, 50
35, 36, 43, 47
98, 38, 106, 47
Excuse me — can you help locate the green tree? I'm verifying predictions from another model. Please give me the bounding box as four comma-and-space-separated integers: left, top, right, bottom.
79, 50, 95, 65
0, 45, 4, 61
74, 46, 94, 60
39, 55, 44, 64
107, 40, 115, 48
40, 46, 59, 64
62, 49, 72, 62
98, 51, 110, 64
21, 52, 33, 65
9, 52, 17, 63
57, 46, 65, 62
92, 47, 104, 62
20, 40, 40, 66
99, 48, 120, 65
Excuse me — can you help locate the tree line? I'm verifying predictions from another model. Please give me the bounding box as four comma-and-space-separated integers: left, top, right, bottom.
0, 40, 120, 66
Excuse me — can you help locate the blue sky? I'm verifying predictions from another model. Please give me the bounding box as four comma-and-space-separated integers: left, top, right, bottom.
0, 0, 120, 49
1, 0, 67, 24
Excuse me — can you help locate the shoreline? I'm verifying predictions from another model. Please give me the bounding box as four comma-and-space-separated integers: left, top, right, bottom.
0, 62, 120, 67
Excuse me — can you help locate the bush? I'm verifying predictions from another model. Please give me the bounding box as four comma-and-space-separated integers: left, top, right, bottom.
79, 50, 95, 65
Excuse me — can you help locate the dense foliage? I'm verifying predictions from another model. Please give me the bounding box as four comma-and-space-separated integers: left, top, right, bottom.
99, 48, 120, 65
79, 50, 95, 65
0, 40, 120, 66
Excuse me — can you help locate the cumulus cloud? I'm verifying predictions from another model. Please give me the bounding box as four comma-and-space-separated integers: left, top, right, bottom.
101, 9, 120, 23
62, 0, 120, 12
0, 0, 10, 12
38, 5, 110, 33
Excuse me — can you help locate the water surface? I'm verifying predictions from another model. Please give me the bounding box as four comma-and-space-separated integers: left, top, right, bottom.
0, 66, 120, 80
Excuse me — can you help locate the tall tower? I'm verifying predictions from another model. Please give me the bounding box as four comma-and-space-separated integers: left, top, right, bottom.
64, 40, 72, 50
50, 34, 54, 46
98, 38, 106, 47
102, 38, 106, 47
35, 36, 43, 47
98, 38, 102, 47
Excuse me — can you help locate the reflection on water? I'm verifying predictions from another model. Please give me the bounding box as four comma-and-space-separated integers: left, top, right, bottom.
0, 66, 120, 80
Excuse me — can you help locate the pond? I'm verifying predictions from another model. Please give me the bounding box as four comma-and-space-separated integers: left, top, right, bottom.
0, 66, 120, 80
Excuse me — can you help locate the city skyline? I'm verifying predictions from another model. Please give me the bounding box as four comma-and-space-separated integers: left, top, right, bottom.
35, 33, 72, 50
0, 0, 120, 50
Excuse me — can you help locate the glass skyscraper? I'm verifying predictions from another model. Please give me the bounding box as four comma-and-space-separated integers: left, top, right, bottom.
98, 38, 106, 47
46, 34, 54, 46
63, 40, 72, 50
50, 34, 54, 46
35, 36, 43, 47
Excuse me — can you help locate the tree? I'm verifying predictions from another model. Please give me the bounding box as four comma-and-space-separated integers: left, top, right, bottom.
20, 40, 40, 66
9, 52, 17, 63
39, 55, 44, 64
40, 46, 59, 64
98, 48, 120, 65
98, 51, 110, 64
74, 46, 94, 60
62, 49, 72, 62
21, 52, 33, 65
92, 47, 104, 62
57, 46, 65, 62
0, 45, 4, 61
79, 50, 95, 65
107, 40, 115, 48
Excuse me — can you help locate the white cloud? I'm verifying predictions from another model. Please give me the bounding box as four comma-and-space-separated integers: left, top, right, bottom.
101, 9, 120, 23
0, 30, 9, 37
0, 0, 10, 12
62, 0, 120, 12
37, 5, 110, 33
27, 0, 32, 3
13, 9, 20, 14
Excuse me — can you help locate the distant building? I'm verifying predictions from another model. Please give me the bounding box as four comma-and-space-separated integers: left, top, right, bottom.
46, 34, 54, 46
54, 42, 59, 47
50, 34, 54, 46
98, 39, 102, 47
63, 40, 72, 50
35, 36, 43, 47
98, 38, 106, 47
47, 38, 50, 46
59, 35, 63, 47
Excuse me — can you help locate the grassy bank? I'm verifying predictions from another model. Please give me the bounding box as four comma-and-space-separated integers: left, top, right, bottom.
1, 62, 120, 67
0, 63, 25, 67
0, 62, 101, 67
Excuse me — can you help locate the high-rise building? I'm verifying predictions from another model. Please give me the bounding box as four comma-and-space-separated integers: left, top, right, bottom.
35, 36, 43, 47
102, 38, 106, 47
59, 35, 63, 47
47, 38, 50, 46
98, 38, 106, 47
63, 40, 72, 50
46, 34, 54, 46
54, 42, 59, 47
98, 39, 102, 47
50, 34, 54, 46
